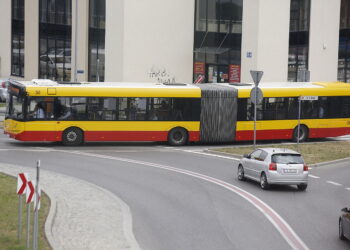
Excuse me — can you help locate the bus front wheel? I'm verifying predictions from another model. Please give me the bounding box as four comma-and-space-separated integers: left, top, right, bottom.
62, 127, 84, 146
168, 127, 188, 146
292, 125, 308, 142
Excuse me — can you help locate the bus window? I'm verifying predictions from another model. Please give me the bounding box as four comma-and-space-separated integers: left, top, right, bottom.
28, 98, 48, 120
87, 97, 116, 120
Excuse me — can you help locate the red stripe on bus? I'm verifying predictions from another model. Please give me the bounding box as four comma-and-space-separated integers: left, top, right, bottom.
236, 127, 350, 141
8, 130, 201, 142
309, 127, 350, 138
85, 131, 200, 142
236, 129, 293, 141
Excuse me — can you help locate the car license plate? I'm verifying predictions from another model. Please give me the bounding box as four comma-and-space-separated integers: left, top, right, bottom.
284, 169, 297, 173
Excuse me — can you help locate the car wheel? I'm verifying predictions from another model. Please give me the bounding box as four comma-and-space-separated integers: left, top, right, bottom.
260, 173, 269, 190
292, 125, 308, 142
237, 165, 245, 181
168, 127, 188, 146
62, 127, 83, 146
339, 219, 346, 240
297, 183, 307, 191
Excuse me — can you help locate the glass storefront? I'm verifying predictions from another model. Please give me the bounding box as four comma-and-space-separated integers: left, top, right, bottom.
88, 0, 105, 82
288, 0, 311, 82
338, 0, 350, 83
193, 0, 243, 83
11, 0, 24, 77
39, 0, 72, 82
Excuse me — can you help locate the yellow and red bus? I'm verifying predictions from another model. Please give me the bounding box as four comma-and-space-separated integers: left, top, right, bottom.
3, 79, 350, 146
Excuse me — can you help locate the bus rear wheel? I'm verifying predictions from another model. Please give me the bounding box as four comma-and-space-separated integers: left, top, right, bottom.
168, 127, 188, 146
292, 125, 308, 142
62, 127, 84, 146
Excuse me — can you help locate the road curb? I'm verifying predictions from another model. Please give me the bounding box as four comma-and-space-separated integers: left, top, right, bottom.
205, 149, 350, 167
309, 157, 350, 167
0, 163, 140, 250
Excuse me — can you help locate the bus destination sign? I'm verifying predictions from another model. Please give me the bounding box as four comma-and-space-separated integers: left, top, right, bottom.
300, 96, 318, 101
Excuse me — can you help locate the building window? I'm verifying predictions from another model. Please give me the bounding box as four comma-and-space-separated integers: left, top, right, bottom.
338, 0, 350, 83
193, 0, 243, 84
88, 0, 105, 82
288, 0, 310, 82
39, 0, 72, 82
11, 0, 24, 77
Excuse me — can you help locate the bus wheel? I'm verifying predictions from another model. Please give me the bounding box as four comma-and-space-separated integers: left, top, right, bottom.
168, 127, 188, 146
292, 125, 308, 142
62, 127, 84, 146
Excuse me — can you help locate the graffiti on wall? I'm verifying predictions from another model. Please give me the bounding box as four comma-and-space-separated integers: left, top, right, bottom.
148, 67, 176, 84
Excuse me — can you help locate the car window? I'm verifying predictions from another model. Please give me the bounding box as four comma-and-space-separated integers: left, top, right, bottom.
250, 150, 263, 160
271, 154, 304, 164
260, 151, 268, 161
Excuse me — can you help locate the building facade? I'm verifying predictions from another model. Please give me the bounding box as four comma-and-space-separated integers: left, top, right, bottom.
0, 0, 348, 84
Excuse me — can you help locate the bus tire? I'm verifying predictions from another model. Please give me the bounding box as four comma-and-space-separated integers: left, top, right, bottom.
62, 127, 84, 146
292, 125, 308, 142
168, 127, 188, 146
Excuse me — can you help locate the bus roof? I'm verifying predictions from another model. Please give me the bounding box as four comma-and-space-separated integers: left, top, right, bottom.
222, 81, 350, 98
14, 80, 202, 98
9, 79, 350, 98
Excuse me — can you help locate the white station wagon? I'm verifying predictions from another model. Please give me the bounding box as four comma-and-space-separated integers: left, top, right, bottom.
237, 148, 308, 190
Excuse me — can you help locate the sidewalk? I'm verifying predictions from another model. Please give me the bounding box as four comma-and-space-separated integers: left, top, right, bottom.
0, 163, 140, 250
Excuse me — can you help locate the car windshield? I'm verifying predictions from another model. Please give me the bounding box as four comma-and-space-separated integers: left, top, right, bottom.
271, 154, 304, 164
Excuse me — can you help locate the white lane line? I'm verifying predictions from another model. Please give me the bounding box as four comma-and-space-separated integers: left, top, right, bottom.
308, 175, 320, 179
184, 150, 240, 160
345, 188, 350, 191
59, 149, 309, 250
326, 181, 342, 186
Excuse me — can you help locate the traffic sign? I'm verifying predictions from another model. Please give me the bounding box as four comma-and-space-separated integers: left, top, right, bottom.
26, 181, 35, 204
250, 70, 264, 86
17, 173, 29, 195
250, 87, 264, 104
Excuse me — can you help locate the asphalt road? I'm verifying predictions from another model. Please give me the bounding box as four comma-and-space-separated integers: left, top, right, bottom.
0, 134, 349, 250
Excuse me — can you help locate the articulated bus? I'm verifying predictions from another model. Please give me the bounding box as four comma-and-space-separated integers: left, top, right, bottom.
3, 79, 350, 146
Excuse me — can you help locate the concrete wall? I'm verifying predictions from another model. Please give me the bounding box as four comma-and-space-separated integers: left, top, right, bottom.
0, 0, 12, 78
241, 0, 290, 83
309, 0, 341, 82
72, 0, 89, 82
24, 0, 39, 80
105, 0, 125, 82
106, 0, 195, 83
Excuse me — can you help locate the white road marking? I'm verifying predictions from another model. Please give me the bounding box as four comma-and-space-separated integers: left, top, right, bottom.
59, 149, 309, 250
159, 146, 241, 160
184, 150, 240, 160
345, 188, 350, 191
308, 175, 320, 179
326, 181, 342, 186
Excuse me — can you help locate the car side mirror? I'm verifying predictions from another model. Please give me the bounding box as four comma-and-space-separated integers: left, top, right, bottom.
243, 154, 250, 159
341, 207, 349, 213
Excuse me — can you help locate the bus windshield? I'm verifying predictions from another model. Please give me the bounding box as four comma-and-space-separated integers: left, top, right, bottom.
7, 94, 25, 120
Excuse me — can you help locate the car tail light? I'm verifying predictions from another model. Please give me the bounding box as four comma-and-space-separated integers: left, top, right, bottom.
1, 82, 5, 88
269, 162, 277, 171
303, 164, 308, 171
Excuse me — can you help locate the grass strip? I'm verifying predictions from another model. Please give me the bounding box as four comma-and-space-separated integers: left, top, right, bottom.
212, 141, 350, 165
0, 173, 51, 250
